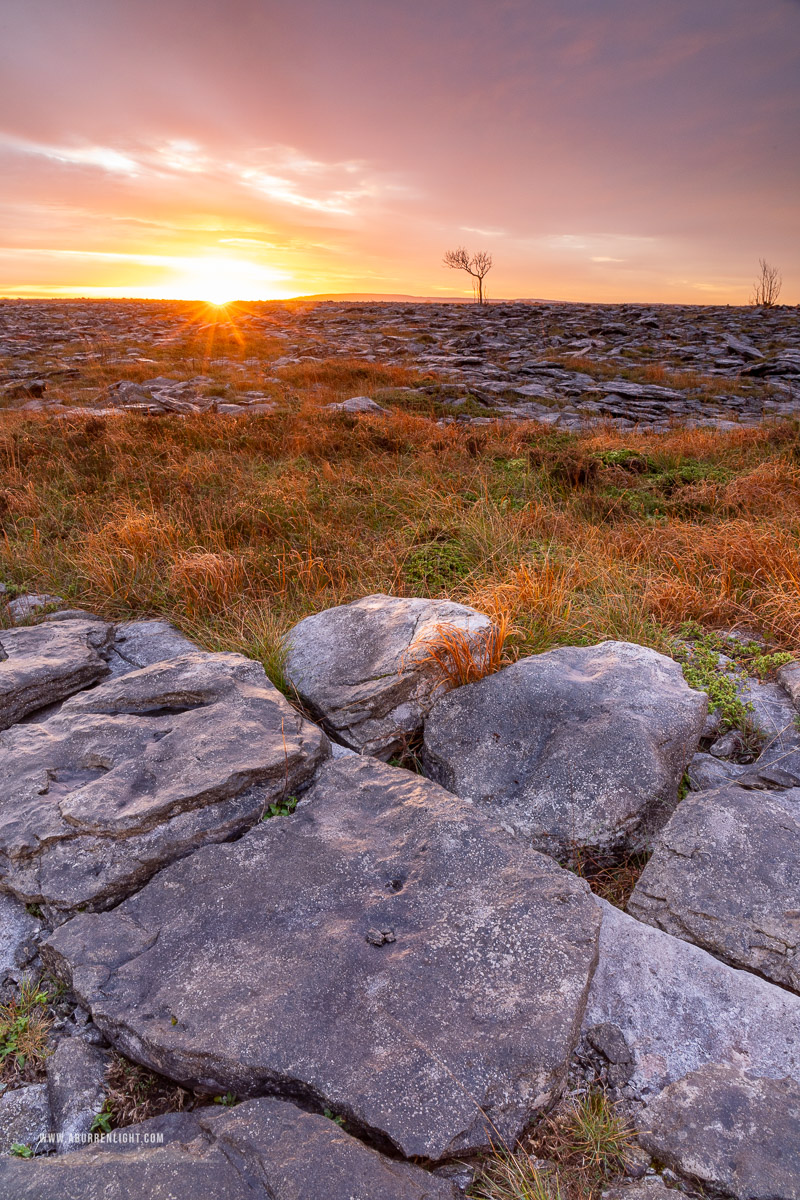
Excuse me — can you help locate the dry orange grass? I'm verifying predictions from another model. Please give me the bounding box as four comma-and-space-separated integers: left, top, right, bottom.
168, 551, 248, 618
412, 614, 513, 689
1, 408, 798, 683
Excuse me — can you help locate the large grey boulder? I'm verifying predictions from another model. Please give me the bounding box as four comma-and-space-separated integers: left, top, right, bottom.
0, 618, 114, 730
43, 756, 600, 1161
0, 1096, 459, 1198
583, 901, 800, 1100
0, 652, 327, 915
628, 784, 800, 992
639, 1062, 800, 1200
284, 594, 493, 757
423, 641, 706, 854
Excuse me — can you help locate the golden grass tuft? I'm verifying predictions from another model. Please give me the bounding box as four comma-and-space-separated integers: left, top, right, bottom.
412, 614, 512, 690
471, 1146, 566, 1200
472, 1091, 636, 1200
0, 979, 54, 1087
168, 550, 248, 617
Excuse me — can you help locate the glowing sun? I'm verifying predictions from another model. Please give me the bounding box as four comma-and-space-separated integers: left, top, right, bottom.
167, 255, 288, 304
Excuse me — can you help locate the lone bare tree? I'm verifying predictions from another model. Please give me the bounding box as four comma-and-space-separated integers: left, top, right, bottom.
443, 246, 493, 304
751, 258, 782, 307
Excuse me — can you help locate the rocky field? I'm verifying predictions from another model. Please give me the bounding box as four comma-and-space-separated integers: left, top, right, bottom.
1, 298, 798, 429
0, 299, 799, 1198
0, 596, 799, 1199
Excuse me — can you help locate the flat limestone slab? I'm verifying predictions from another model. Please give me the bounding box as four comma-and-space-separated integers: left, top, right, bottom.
284, 593, 492, 757
0, 1097, 459, 1199
639, 1062, 800, 1200
0, 652, 328, 914
583, 901, 800, 1100
0, 618, 114, 730
583, 902, 800, 1191
423, 641, 706, 854
628, 784, 800, 992
44, 757, 601, 1161
106, 619, 201, 677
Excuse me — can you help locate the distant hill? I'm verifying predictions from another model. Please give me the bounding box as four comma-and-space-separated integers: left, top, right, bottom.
290, 292, 552, 304
293, 293, 476, 303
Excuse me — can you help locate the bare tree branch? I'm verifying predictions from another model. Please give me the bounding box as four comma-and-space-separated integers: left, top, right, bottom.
751, 258, 782, 307
443, 246, 493, 304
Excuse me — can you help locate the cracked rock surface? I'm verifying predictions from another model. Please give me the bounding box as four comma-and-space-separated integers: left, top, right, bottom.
0, 651, 328, 915
0, 1096, 460, 1199
0, 618, 114, 731
423, 641, 706, 854
2, 598, 800, 1189
284, 593, 492, 757
628, 783, 800, 992
639, 1062, 800, 1200
43, 755, 600, 1162
583, 902, 800, 1191
106, 620, 200, 677
583, 901, 800, 1097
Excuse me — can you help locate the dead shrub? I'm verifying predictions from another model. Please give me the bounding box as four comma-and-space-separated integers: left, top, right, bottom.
567, 845, 651, 909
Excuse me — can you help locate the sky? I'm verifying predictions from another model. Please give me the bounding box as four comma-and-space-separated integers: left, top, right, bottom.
0, 0, 798, 304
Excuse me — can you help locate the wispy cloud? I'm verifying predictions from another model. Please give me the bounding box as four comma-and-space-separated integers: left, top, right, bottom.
1, 135, 140, 175
237, 146, 400, 215
460, 225, 505, 238
0, 133, 399, 219
239, 168, 371, 214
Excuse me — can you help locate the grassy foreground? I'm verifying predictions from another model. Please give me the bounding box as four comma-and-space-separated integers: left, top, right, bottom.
2, 400, 800, 681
